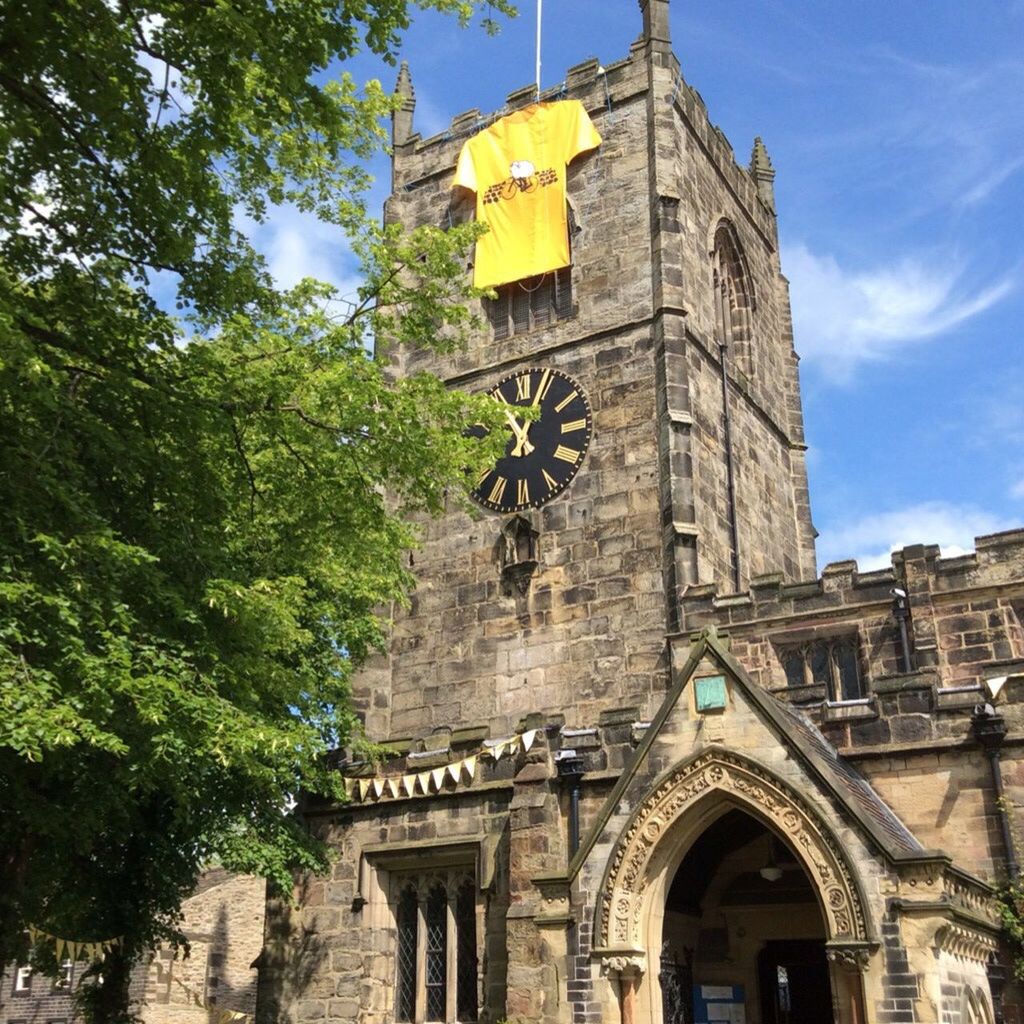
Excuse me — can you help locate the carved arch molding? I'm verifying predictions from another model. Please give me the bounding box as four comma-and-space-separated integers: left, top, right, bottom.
598, 750, 871, 952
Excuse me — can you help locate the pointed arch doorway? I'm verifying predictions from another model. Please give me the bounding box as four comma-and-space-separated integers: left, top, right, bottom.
659, 808, 830, 1024
596, 752, 873, 1024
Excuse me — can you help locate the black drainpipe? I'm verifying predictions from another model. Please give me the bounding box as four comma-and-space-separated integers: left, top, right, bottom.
972, 704, 1018, 879
556, 751, 585, 858
719, 343, 741, 592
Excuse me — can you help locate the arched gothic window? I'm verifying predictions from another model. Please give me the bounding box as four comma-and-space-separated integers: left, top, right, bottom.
710, 220, 754, 376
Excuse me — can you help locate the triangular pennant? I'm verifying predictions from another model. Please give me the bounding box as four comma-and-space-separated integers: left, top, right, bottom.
56, 938, 66, 960
431, 766, 445, 791
463, 755, 477, 782
402, 774, 416, 797
386, 778, 400, 798
447, 761, 461, 784
357, 778, 370, 800
69, 941, 80, 961
417, 771, 431, 794
27, 925, 40, 945
490, 740, 507, 761
507, 737, 521, 757
371, 778, 385, 799
522, 728, 538, 751
343, 778, 354, 798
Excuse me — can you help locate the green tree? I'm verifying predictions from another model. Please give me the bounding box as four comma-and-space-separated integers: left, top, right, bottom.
0, 0, 513, 1015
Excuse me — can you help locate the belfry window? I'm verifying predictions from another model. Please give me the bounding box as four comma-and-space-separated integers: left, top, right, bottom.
486, 266, 572, 340
392, 871, 478, 1023
710, 220, 754, 375
779, 635, 864, 702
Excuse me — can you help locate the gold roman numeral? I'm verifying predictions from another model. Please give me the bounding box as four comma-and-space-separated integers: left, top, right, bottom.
491, 386, 508, 404
561, 418, 587, 433
517, 478, 530, 505
534, 369, 553, 404
488, 476, 507, 505
554, 390, 578, 413
542, 469, 558, 492
554, 445, 580, 464
515, 374, 531, 401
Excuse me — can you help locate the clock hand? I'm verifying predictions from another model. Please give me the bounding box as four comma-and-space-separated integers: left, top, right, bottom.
504, 409, 535, 456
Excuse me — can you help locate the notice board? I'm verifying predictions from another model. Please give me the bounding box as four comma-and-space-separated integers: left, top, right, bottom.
693, 984, 745, 1024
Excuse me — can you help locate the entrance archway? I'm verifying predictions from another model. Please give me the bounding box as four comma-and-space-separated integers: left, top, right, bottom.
595, 750, 874, 1024
659, 808, 830, 1024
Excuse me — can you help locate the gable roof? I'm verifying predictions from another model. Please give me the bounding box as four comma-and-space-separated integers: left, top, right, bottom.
565, 626, 925, 882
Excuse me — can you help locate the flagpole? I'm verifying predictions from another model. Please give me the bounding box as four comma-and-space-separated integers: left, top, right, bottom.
535, 0, 542, 99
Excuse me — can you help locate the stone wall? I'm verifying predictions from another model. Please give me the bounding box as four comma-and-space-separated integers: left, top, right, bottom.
140, 871, 265, 1024
681, 529, 1024, 881
0, 873, 263, 1024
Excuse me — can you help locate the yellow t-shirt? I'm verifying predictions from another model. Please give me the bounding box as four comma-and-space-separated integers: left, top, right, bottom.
453, 100, 601, 289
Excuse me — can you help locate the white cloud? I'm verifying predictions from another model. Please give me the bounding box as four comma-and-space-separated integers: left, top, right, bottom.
816, 500, 1015, 571
784, 242, 1013, 381
237, 203, 362, 303
1011, 479, 1024, 500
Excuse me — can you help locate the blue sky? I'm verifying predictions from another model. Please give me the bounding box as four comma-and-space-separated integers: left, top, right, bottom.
245, 1, 1024, 575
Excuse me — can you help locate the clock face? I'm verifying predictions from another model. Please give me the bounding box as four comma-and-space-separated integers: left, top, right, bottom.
471, 367, 593, 514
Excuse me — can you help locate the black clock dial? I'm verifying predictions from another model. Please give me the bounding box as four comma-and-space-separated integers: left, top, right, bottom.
471, 367, 593, 514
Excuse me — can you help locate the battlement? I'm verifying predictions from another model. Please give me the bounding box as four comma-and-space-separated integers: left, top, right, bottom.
389, 35, 775, 241
681, 528, 1024, 631
675, 529, 1024, 757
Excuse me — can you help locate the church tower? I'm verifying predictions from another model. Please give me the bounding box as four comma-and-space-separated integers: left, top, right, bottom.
358, 0, 817, 743
262, 7, 1017, 1024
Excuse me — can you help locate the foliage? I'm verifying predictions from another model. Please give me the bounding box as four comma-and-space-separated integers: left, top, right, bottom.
0, 0, 514, 1002
997, 877, 1024, 979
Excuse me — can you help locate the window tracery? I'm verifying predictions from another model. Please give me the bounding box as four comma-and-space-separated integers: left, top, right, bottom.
710, 220, 754, 376
392, 869, 478, 1024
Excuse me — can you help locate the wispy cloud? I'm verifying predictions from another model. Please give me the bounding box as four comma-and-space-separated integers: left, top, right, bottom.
784, 242, 1013, 380
1012, 479, 1024, 500
816, 500, 1015, 571
237, 203, 362, 301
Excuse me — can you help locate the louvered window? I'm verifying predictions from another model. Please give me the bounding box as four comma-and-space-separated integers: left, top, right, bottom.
486, 267, 573, 340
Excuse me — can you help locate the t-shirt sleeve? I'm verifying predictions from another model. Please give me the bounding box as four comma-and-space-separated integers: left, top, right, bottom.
564, 100, 602, 164
452, 138, 477, 192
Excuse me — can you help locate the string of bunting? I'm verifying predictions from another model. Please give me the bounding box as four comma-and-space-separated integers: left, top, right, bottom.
27, 925, 122, 963
343, 729, 538, 803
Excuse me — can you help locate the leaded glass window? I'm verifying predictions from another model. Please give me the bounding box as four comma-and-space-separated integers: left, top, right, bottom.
395, 885, 418, 1023
391, 869, 477, 1024
777, 635, 864, 702
456, 880, 478, 1022
425, 885, 447, 1022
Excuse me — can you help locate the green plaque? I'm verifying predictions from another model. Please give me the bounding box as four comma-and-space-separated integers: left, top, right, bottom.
695, 674, 727, 712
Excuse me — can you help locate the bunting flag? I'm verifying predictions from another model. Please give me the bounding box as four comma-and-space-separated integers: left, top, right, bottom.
342, 729, 540, 803
27, 926, 122, 962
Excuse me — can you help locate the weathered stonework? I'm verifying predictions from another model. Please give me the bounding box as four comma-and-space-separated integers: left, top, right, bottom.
258, 4, 1023, 1024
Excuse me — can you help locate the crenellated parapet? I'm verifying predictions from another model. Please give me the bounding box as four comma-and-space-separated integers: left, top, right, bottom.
677, 531, 1024, 760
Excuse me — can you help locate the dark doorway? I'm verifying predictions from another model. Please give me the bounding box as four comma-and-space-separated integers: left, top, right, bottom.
757, 940, 832, 1024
